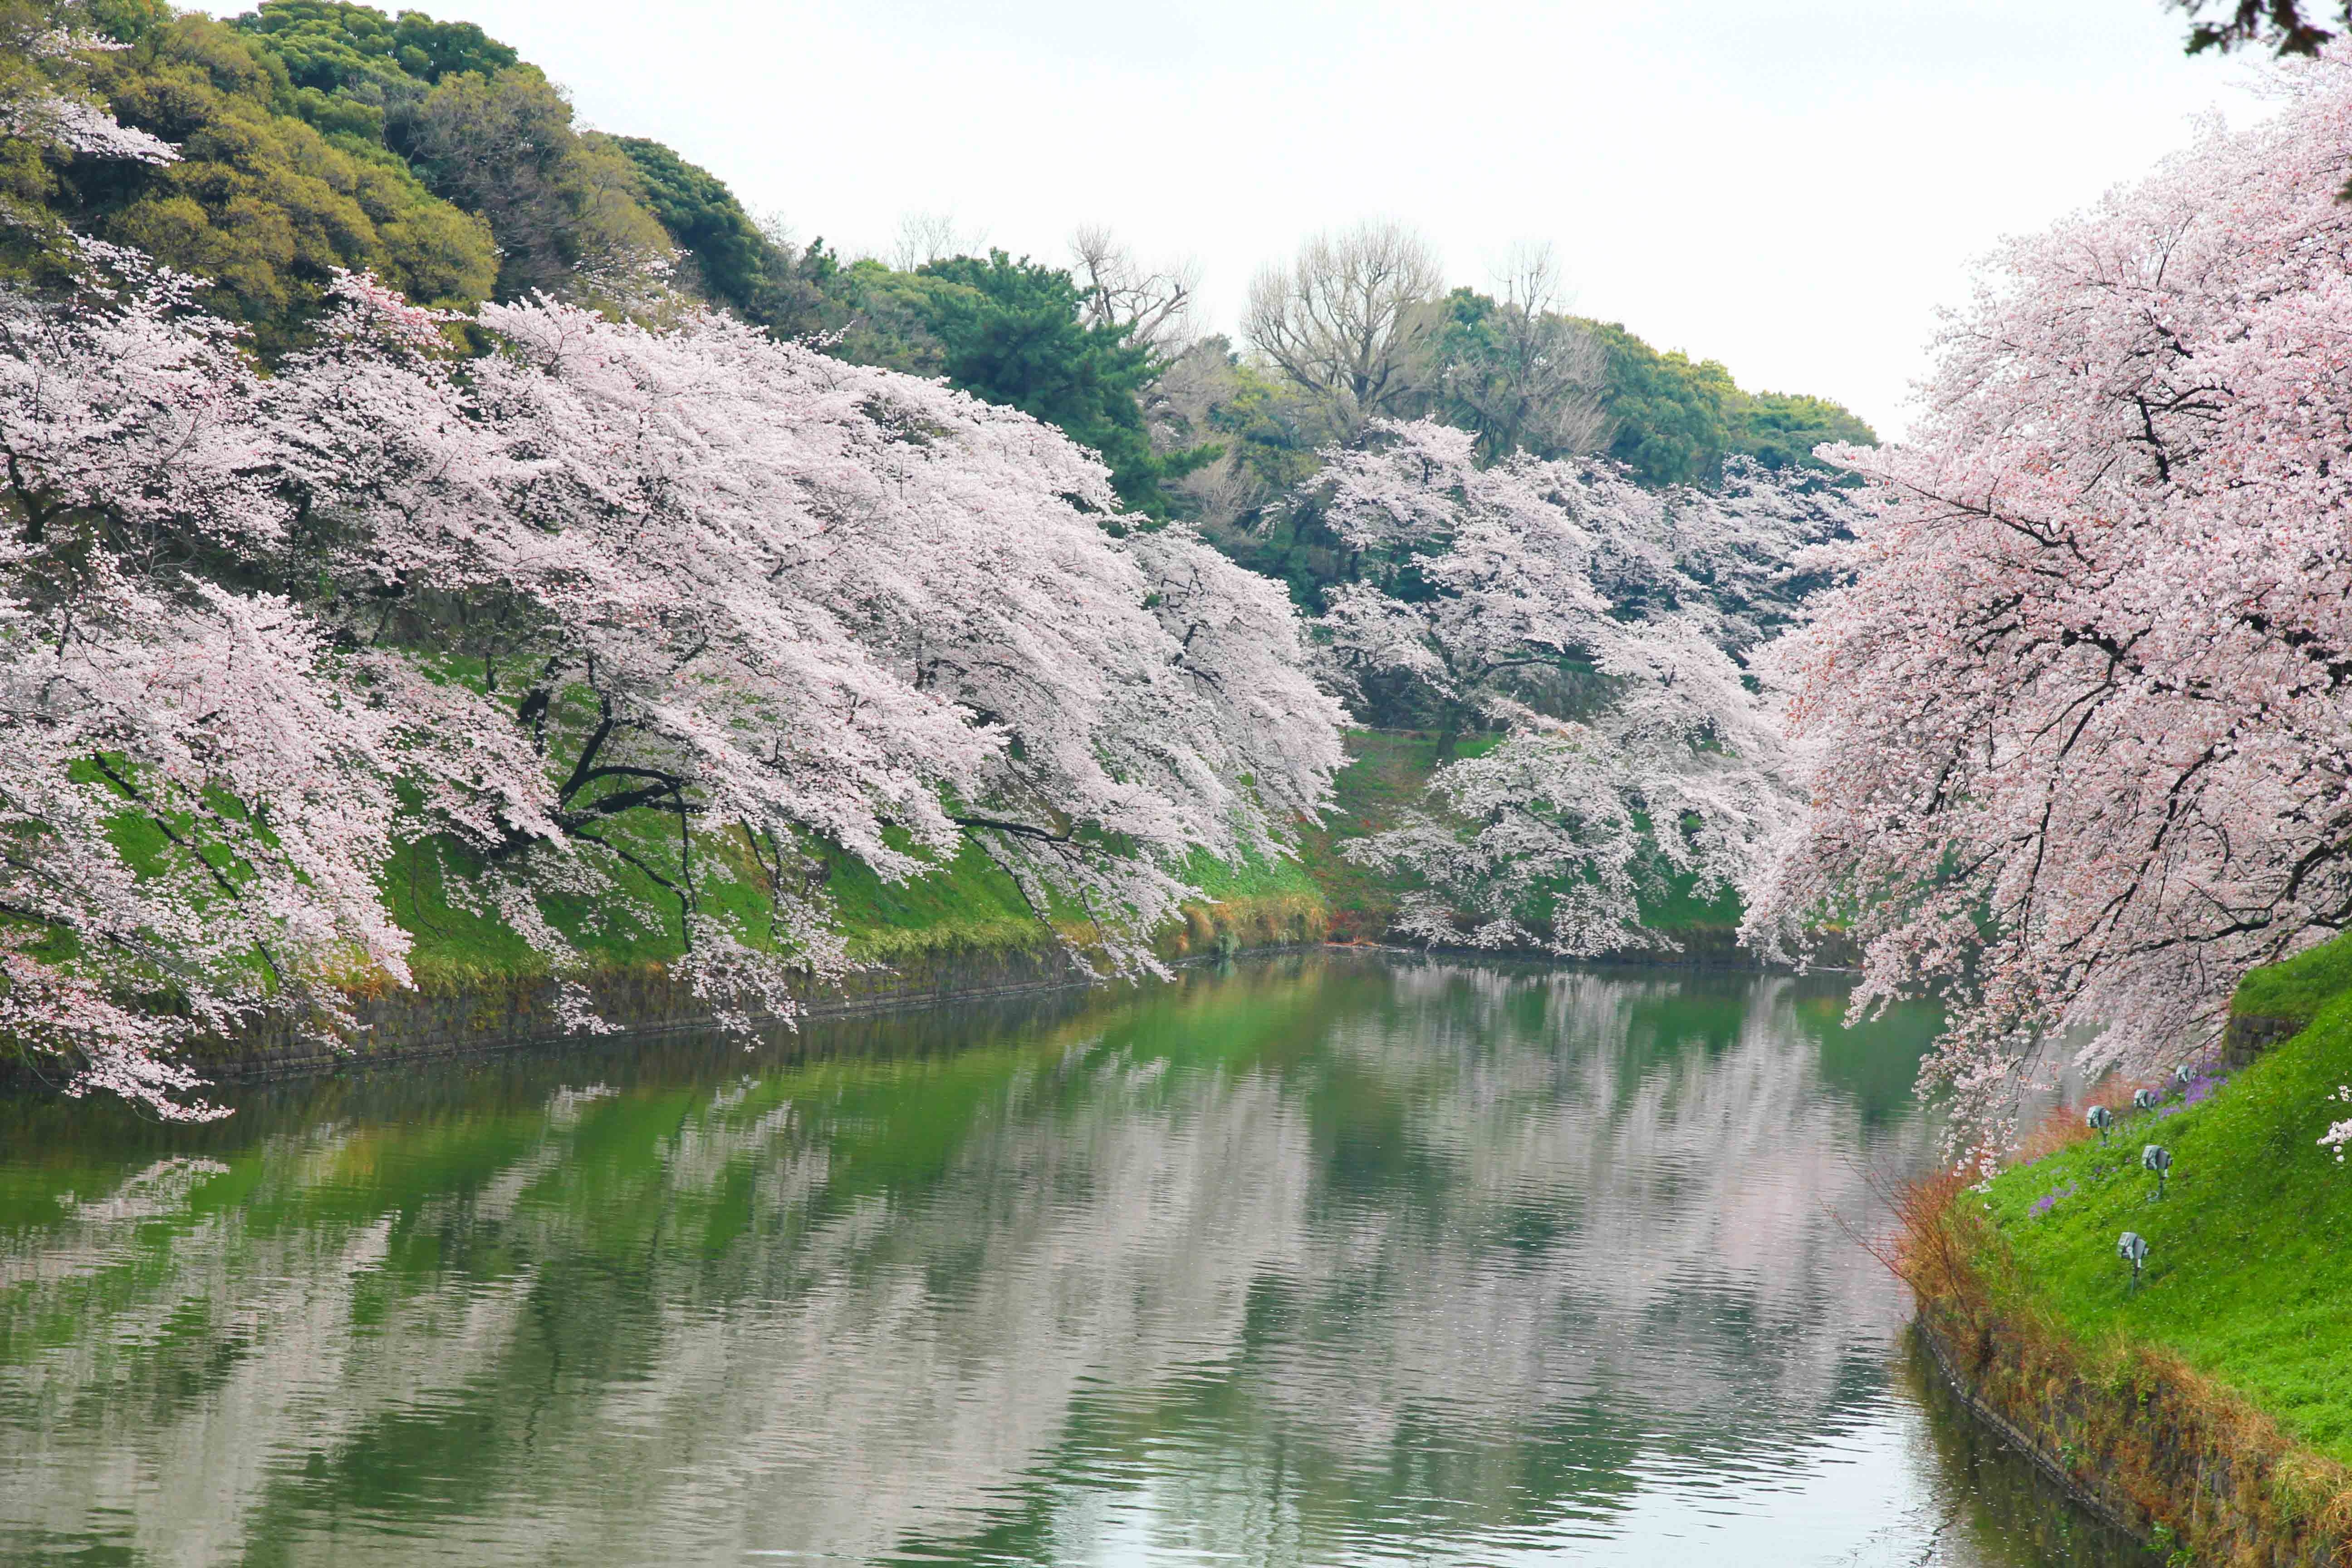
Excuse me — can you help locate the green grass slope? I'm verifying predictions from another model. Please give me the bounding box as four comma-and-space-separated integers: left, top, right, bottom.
1981, 932, 2352, 1460
373, 724, 1754, 996
2230, 932, 2352, 1026
1294, 730, 1451, 941
383, 813, 1333, 995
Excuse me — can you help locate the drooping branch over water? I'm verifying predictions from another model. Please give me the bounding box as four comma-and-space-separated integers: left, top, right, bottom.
0, 243, 1342, 1114
1750, 52, 2352, 1145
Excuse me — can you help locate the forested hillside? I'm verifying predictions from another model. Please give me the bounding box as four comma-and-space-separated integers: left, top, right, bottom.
13, 1, 1871, 519
0, 0, 1880, 1113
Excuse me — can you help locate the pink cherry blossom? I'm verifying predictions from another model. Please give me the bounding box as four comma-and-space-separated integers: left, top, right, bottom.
1749, 51, 2352, 1149
0, 244, 1341, 1114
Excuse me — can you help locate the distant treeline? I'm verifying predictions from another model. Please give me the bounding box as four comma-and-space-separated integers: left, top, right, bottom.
18, 0, 1872, 603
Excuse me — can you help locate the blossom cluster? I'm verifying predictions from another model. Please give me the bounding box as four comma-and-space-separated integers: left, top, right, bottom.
0, 244, 1343, 1115
1751, 50, 2352, 1141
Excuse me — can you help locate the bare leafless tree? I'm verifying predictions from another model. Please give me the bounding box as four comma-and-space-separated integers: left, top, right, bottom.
1070, 225, 1200, 355
1438, 242, 1610, 460
889, 210, 979, 272
1244, 220, 1444, 433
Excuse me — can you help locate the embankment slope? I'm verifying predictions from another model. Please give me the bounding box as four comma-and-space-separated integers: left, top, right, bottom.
1912, 933, 2352, 1562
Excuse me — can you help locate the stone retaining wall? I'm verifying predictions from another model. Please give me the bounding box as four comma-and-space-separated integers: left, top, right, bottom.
191, 945, 1104, 1081
2223, 1012, 2307, 1066
1911, 1205, 2352, 1565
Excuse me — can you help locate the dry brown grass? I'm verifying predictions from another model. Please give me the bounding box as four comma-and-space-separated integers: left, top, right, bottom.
1902, 1173, 2352, 1565
1157, 892, 1327, 959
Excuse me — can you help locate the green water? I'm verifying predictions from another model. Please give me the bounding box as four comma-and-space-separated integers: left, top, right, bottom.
0, 953, 2150, 1566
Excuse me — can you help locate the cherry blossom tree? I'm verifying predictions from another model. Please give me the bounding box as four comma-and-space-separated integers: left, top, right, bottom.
299, 292, 1343, 984
0, 3, 176, 169
1748, 53, 2352, 1146
0, 245, 558, 1117
1321, 419, 1855, 954
0, 243, 1342, 1115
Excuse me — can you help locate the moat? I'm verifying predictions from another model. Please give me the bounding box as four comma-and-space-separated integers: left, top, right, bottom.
0, 952, 2152, 1565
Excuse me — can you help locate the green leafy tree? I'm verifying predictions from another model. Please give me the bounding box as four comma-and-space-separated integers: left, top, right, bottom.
1580, 321, 1874, 484
225, 4, 672, 309
607, 135, 837, 335
399, 64, 667, 302
823, 255, 945, 373
1584, 321, 1739, 485
63, 10, 494, 345
1, 0, 167, 265
232, 0, 516, 142
610, 136, 769, 309
921, 251, 1178, 513
1735, 389, 1875, 470
835, 250, 1207, 515
236, 5, 839, 329
238, 0, 514, 92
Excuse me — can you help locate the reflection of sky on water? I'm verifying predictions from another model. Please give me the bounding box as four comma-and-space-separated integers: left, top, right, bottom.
0, 954, 2147, 1567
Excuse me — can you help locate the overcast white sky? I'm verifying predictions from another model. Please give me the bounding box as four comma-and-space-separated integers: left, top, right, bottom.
417, 0, 2269, 438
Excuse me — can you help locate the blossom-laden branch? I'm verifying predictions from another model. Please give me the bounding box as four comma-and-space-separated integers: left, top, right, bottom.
0, 9, 178, 168
0, 238, 1342, 1114
1749, 49, 2352, 1151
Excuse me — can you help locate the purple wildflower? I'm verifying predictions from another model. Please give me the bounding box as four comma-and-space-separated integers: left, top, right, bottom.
2030, 1180, 2080, 1217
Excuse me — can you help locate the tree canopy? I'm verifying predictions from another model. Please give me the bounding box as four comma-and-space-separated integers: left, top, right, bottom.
1313, 420, 1854, 953
238, 0, 515, 101
49, 8, 496, 343
1752, 54, 2352, 1148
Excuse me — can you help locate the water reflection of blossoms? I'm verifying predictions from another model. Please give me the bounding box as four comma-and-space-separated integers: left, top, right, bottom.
0, 957, 1937, 1566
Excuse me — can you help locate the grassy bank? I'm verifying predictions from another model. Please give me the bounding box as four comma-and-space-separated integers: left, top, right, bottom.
1293, 729, 1451, 942
351, 724, 1754, 1015
1980, 937, 2352, 1459
384, 803, 1334, 1000
1906, 932, 2352, 1559
382, 727, 1518, 994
